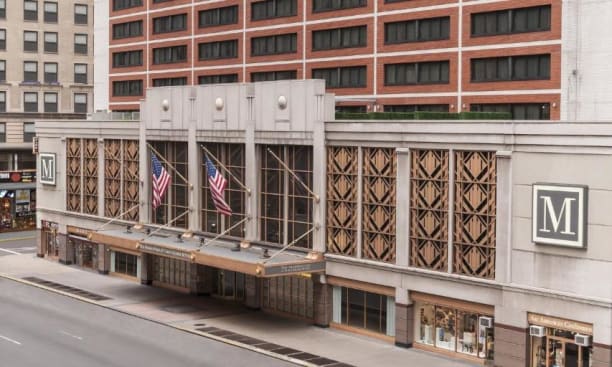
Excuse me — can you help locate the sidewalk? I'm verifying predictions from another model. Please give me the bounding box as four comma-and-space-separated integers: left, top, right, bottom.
0, 254, 478, 367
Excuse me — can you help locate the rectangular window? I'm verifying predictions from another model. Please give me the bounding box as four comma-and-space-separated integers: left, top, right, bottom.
0, 0, 5, 19
198, 74, 238, 84
112, 50, 143, 68
113, 252, 137, 277
24, 0, 38, 21
0, 91, 5, 112
0, 122, 5, 142
24, 92, 38, 112
313, 0, 366, 13
112, 20, 143, 39
384, 61, 449, 86
112, 0, 142, 11
472, 5, 551, 37
44, 32, 57, 53
471, 103, 550, 120
23, 122, 35, 142
153, 14, 187, 34
312, 66, 366, 88
251, 33, 297, 56
43, 1, 57, 23
252, 0, 296, 21
44, 92, 57, 112
24, 31, 38, 52
337, 287, 392, 335
251, 70, 296, 82
74, 4, 87, 24
312, 26, 366, 51
471, 54, 550, 82
199, 5, 238, 28
74, 33, 88, 54
152, 77, 187, 87
0, 60, 5, 81
74, 63, 87, 84
112, 80, 143, 96
74, 93, 87, 113
43, 62, 57, 83
23, 61, 38, 82
198, 40, 238, 60
385, 16, 450, 44
152, 45, 187, 64
0, 29, 5, 50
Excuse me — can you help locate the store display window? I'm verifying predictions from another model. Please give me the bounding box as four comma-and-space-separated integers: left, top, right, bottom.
530, 327, 592, 367
332, 286, 395, 337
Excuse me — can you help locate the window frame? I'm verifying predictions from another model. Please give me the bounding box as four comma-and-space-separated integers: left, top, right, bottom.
23, 61, 38, 83
43, 1, 57, 23
152, 45, 188, 65
112, 50, 143, 68
251, 33, 297, 56
74, 33, 88, 54
74, 63, 87, 84
44, 31, 58, 53
471, 5, 552, 37
198, 5, 238, 28
312, 25, 367, 51
43, 92, 58, 113
23, 122, 36, 142
74, 3, 87, 24
74, 93, 87, 113
24, 0, 38, 21
0, 91, 6, 113
112, 0, 142, 12
43, 62, 58, 84
152, 13, 187, 34
23, 92, 38, 112
251, 0, 297, 21
198, 39, 238, 60
312, 66, 367, 88
24, 30, 38, 52
0, 29, 5, 51
112, 20, 143, 40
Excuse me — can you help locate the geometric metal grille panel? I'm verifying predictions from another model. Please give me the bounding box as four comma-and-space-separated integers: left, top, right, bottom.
326, 146, 358, 256
83, 139, 98, 215
104, 139, 121, 218
453, 151, 496, 279
66, 138, 82, 212
123, 140, 139, 221
410, 149, 449, 271
362, 147, 396, 263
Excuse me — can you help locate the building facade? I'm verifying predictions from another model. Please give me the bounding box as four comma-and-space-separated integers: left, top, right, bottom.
36, 81, 611, 367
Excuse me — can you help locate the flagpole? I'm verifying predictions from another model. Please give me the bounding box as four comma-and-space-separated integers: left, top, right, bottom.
147, 143, 192, 189
200, 216, 250, 248
266, 148, 320, 203
200, 144, 251, 195
261, 225, 317, 264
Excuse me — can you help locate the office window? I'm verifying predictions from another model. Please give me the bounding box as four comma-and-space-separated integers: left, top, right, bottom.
152, 77, 187, 87
0, 0, 5, 19
0, 122, 5, 142
74, 93, 87, 113
24, 92, 38, 112
24, 0, 37, 21
44, 62, 57, 83
471, 54, 550, 82
313, 0, 366, 12
313, 66, 366, 88
384, 61, 450, 86
472, 5, 551, 37
112, 0, 142, 11
153, 14, 187, 34
74, 63, 87, 84
252, 0, 296, 21
74, 33, 87, 54
251, 33, 297, 56
198, 74, 238, 84
24, 31, 38, 52
312, 26, 367, 51
23, 122, 35, 142
0, 29, 5, 50
112, 80, 143, 96
44, 92, 57, 112
199, 5, 238, 28
471, 103, 550, 120
23, 61, 38, 82
0, 60, 5, 81
112, 20, 143, 39
0, 91, 5, 112
198, 40, 238, 60
251, 70, 296, 82
44, 2, 57, 23
44, 32, 58, 53
112, 50, 143, 68
385, 16, 450, 44
74, 4, 87, 24
152, 45, 187, 64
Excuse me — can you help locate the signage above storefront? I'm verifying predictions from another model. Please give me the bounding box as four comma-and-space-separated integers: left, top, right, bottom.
528, 313, 592, 335
532, 184, 587, 248
263, 261, 325, 276
0, 170, 35, 184
139, 242, 193, 261
40, 153, 56, 185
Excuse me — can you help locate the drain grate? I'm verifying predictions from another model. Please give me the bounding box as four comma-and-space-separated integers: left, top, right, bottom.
22, 277, 112, 301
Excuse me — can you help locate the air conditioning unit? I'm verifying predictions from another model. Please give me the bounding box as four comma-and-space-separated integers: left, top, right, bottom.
574, 334, 592, 347
479, 317, 494, 328
529, 325, 546, 337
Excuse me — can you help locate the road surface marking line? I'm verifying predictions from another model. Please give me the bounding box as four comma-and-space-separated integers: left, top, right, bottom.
59, 330, 83, 340
0, 236, 35, 243
0, 248, 21, 255
0, 334, 22, 345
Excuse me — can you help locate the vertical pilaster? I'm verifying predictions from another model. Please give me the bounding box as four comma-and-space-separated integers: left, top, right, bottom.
244, 275, 261, 310
98, 138, 105, 217
58, 233, 72, 265
447, 149, 455, 273
139, 102, 150, 223
356, 147, 363, 259
494, 324, 528, 367
244, 86, 257, 241
592, 344, 612, 367
140, 253, 153, 285
36, 228, 44, 257
97, 243, 109, 274
395, 148, 410, 267
313, 275, 332, 327
395, 288, 413, 348
187, 98, 199, 231
312, 94, 326, 253
495, 151, 512, 284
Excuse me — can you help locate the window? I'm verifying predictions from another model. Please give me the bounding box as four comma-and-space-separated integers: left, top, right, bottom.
251, 33, 297, 56
252, 0, 296, 21
0, 60, 4, 81
43, 2, 57, 23
334, 287, 393, 335
112, 20, 143, 39
0, 91, 5, 112
471, 54, 550, 82
152, 77, 187, 87
0, 123, 4, 142
251, 70, 296, 82
24, 0, 37, 21
385, 16, 450, 44
199, 6, 238, 28
74, 4, 87, 24
44, 32, 57, 53
44, 92, 57, 112
312, 66, 366, 88
153, 14, 187, 34
472, 5, 551, 37
385, 104, 449, 113
74, 64, 87, 84
112, 50, 143, 68
0, 29, 5, 50
74, 93, 87, 113
313, 0, 366, 13
471, 103, 550, 120
112, 80, 143, 96
74, 33, 87, 54
23, 122, 35, 142
23, 61, 38, 82
24, 31, 38, 52
113, 252, 137, 277
198, 74, 238, 84
43, 62, 57, 83
198, 40, 238, 60
0, 0, 5, 19
384, 61, 450, 85
112, 0, 142, 11
24, 92, 38, 112
312, 26, 367, 51
152, 45, 187, 64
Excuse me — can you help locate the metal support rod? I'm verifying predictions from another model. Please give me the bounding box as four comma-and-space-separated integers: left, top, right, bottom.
203, 216, 250, 247
200, 144, 251, 195
147, 143, 192, 189
266, 148, 320, 203
146, 210, 190, 238
262, 225, 316, 263
89, 203, 140, 235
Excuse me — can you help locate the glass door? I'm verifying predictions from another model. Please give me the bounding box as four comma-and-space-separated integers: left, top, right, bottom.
547, 337, 565, 367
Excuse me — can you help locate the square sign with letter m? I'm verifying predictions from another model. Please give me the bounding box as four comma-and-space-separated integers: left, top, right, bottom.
40, 153, 56, 185
532, 184, 588, 248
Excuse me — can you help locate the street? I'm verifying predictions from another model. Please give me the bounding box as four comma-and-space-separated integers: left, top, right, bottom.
0, 231, 37, 256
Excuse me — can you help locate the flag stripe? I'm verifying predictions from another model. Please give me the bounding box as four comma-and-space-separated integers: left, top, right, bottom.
206, 156, 232, 216
151, 153, 171, 210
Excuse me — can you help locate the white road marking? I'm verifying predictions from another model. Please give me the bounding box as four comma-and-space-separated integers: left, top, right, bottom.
15, 247, 36, 252
0, 248, 21, 255
59, 330, 83, 340
0, 334, 22, 345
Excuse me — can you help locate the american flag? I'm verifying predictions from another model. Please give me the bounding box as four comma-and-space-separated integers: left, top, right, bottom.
151, 153, 171, 210
205, 156, 232, 216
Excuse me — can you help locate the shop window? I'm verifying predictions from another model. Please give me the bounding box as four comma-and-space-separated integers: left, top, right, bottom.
198, 5, 238, 28
333, 286, 394, 336
113, 251, 137, 277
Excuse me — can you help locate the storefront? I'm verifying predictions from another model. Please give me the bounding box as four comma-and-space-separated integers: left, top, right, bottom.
0, 170, 36, 232
528, 313, 593, 367
41, 220, 59, 258
110, 249, 140, 280
67, 226, 98, 270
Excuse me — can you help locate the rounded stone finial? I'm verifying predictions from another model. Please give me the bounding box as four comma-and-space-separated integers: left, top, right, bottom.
215, 97, 224, 111
278, 95, 287, 110
161, 99, 170, 112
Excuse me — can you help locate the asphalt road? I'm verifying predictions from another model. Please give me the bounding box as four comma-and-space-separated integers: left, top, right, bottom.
0, 279, 295, 367
0, 232, 37, 256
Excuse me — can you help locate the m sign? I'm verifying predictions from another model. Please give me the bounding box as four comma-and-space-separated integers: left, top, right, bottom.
40, 153, 56, 185
532, 184, 587, 248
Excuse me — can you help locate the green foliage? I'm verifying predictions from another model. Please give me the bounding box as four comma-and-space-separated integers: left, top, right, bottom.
335, 111, 512, 120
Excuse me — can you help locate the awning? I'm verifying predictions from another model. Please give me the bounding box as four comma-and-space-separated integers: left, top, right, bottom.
88, 229, 144, 252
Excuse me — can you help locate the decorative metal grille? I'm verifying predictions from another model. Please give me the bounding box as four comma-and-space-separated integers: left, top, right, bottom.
66, 138, 82, 212
123, 140, 139, 221
104, 140, 121, 217
83, 139, 98, 215
262, 276, 314, 320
